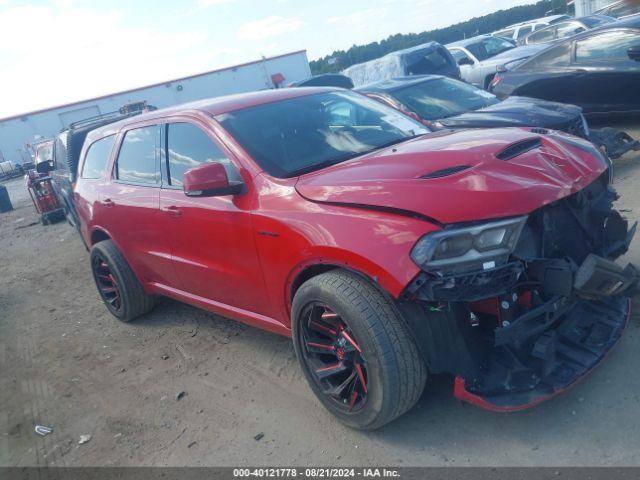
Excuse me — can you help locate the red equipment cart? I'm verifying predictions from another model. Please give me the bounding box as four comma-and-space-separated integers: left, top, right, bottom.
26, 164, 65, 225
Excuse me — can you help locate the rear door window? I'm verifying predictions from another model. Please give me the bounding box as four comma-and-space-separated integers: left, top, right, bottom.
494, 28, 516, 39
517, 25, 533, 40
575, 30, 640, 63
555, 21, 586, 39
526, 26, 557, 44
81, 135, 115, 179
449, 48, 472, 64
165, 122, 239, 187
116, 126, 160, 185
524, 43, 571, 68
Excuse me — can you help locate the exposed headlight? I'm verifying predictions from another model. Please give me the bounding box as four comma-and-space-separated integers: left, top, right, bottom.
411, 216, 527, 272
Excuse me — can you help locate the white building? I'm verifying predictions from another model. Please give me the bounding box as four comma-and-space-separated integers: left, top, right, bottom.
572, 0, 613, 16
0, 50, 311, 165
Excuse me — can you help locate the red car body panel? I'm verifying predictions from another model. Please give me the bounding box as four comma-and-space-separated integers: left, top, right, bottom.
296, 128, 606, 224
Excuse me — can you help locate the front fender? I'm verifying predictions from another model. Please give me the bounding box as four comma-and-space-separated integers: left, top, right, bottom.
252, 202, 438, 326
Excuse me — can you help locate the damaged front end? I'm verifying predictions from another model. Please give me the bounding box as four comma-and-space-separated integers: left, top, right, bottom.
400, 172, 638, 411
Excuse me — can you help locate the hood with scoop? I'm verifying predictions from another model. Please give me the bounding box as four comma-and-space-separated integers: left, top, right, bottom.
295, 128, 607, 225
439, 96, 583, 130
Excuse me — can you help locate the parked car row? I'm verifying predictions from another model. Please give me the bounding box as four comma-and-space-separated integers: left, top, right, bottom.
492, 14, 571, 44
489, 16, 640, 116
522, 15, 616, 46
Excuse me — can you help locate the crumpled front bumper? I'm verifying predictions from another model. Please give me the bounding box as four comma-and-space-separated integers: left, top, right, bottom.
455, 295, 631, 411
400, 173, 637, 411
589, 127, 640, 160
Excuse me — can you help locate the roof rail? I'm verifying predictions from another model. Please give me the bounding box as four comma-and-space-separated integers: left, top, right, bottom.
66, 101, 157, 131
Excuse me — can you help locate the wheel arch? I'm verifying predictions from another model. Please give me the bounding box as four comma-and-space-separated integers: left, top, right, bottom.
90, 227, 111, 245
286, 253, 408, 315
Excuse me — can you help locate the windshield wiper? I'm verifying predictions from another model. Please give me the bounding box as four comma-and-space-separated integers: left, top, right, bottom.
367, 133, 427, 152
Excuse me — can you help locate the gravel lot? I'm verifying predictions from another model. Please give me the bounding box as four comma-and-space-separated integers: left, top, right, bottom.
2, 133, 640, 467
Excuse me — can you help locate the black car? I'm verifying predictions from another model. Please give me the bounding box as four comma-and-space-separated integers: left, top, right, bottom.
490, 16, 640, 116
357, 75, 588, 136
51, 102, 155, 230
289, 73, 354, 89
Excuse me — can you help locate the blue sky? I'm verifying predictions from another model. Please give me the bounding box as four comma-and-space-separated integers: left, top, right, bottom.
0, 0, 534, 117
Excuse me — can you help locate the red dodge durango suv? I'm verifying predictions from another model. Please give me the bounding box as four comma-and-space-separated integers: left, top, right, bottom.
75, 87, 637, 429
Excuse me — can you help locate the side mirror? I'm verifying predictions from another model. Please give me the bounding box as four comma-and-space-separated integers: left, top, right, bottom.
628, 46, 640, 61
458, 57, 474, 66
183, 161, 243, 197
36, 161, 53, 174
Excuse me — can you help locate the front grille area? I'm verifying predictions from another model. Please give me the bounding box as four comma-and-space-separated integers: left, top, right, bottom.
407, 261, 524, 302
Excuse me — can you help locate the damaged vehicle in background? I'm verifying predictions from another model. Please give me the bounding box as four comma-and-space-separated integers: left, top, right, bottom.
342, 41, 460, 87
357, 75, 638, 159
74, 88, 637, 429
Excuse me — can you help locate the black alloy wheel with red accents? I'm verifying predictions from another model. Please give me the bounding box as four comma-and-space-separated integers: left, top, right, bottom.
292, 270, 427, 430
90, 239, 155, 322
299, 303, 369, 412
93, 256, 122, 312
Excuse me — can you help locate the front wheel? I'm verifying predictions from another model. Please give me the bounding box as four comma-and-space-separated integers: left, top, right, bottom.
292, 270, 426, 430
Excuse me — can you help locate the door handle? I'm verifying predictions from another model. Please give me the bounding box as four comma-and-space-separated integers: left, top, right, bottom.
101, 198, 114, 208
161, 205, 182, 217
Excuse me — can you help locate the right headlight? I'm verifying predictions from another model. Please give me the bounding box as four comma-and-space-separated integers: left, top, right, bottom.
410, 216, 527, 273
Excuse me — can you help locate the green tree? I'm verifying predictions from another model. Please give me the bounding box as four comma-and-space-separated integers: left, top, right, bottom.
310, 0, 558, 74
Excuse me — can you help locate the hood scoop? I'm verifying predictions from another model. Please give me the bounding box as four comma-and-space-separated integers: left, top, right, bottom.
420, 165, 471, 179
496, 137, 542, 161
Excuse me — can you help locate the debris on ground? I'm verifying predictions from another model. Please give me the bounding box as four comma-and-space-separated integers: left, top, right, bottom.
176, 391, 186, 401
15, 221, 39, 230
188, 441, 197, 448
254, 432, 264, 441
78, 434, 92, 445
35, 425, 53, 436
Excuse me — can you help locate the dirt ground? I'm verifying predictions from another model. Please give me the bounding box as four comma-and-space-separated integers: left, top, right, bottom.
2, 129, 640, 467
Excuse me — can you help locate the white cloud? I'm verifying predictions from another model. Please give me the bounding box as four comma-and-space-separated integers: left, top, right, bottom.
328, 8, 388, 28
238, 15, 305, 41
180, 0, 235, 17
0, 4, 217, 117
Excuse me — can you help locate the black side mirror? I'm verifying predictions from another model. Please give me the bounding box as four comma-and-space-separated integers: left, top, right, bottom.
628, 46, 640, 61
36, 161, 53, 174
458, 57, 474, 66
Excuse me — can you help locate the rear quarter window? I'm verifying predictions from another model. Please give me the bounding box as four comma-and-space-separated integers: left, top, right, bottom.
81, 135, 115, 179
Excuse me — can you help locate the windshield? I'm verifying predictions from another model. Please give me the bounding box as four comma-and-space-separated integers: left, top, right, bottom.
390, 77, 500, 120
466, 37, 515, 61
216, 91, 430, 178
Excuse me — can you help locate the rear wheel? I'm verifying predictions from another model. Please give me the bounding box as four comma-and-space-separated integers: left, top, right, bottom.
90, 239, 154, 322
292, 270, 426, 430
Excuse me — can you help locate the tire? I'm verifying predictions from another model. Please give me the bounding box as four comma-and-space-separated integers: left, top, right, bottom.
90, 239, 154, 322
292, 270, 426, 430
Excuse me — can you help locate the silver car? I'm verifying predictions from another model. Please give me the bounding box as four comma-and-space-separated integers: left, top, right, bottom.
446, 35, 546, 89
